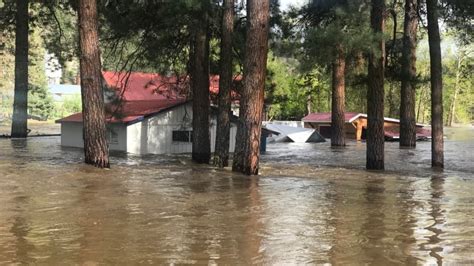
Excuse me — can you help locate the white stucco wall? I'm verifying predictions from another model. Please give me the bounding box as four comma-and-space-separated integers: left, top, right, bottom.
60, 122, 83, 148
126, 103, 237, 155
60, 122, 127, 152
60, 103, 237, 155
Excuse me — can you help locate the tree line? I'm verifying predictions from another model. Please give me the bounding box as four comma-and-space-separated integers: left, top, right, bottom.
0, 0, 472, 174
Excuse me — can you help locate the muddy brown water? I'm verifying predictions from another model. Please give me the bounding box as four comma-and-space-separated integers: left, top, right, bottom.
0, 128, 473, 264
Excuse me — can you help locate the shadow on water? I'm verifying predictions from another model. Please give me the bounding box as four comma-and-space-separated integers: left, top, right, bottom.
0, 129, 472, 264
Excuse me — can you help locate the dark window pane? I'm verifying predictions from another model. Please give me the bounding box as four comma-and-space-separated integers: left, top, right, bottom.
172, 130, 192, 142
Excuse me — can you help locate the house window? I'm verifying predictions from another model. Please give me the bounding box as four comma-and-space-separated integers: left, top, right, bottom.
107, 129, 119, 145
172, 130, 193, 142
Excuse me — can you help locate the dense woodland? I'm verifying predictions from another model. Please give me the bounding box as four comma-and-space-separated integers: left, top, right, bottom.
0, 0, 472, 173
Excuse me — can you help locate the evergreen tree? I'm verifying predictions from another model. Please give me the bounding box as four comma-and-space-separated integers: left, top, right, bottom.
214, 0, 235, 168
11, 0, 28, 138
399, 0, 418, 147
78, 0, 109, 168
190, 0, 211, 164
366, 0, 386, 170
232, 0, 270, 175
426, 0, 444, 168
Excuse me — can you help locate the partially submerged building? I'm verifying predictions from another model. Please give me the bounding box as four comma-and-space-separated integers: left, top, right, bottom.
264, 123, 325, 143
302, 112, 431, 141
56, 72, 238, 154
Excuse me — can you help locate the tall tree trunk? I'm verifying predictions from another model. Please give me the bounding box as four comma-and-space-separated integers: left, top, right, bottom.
448, 55, 462, 127
232, 0, 270, 175
307, 94, 312, 115
331, 44, 346, 147
367, 0, 386, 170
11, 0, 29, 138
400, 0, 418, 147
78, 0, 110, 168
191, 3, 211, 164
214, 0, 234, 168
426, 0, 444, 168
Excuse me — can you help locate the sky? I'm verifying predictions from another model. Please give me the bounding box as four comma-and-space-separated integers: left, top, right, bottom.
280, 0, 307, 10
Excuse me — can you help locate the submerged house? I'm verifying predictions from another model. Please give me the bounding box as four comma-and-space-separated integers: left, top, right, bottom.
56, 71, 238, 154
302, 112, 431, 141
264, 123, 325, 143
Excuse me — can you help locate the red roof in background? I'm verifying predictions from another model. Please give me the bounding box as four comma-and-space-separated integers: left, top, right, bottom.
302, 112, 360, 122
57, 99, 187, 124
383, 126, 431, 139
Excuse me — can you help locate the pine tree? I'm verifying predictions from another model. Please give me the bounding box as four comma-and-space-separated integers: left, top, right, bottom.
78, 0, 110, 168
214, 0, 235, 167
11, 0, 29, 138
400, 0, 418, 147
366, 0, 385, 170
426, 0, 444, 168
232, 0, 270, 175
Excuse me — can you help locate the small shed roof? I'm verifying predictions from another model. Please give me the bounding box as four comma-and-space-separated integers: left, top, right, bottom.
302, 112, 360, 123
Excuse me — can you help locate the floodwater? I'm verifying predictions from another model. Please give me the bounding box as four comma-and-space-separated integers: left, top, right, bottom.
0, 128, 473, 264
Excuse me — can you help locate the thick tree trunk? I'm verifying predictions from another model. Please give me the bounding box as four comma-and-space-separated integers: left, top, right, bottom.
214, 0, 234, 168
11, 0, 29, 138
331, 44, 346, 147
191, 3, 211, 164
400, 0, 418, 147
232, 0, 270, 175
366, 0, 385, 170
78, 0, 110, 168
426, 0, 444, 168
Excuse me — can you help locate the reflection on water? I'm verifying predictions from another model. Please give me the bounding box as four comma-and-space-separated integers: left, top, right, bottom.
0, 128, 473, 264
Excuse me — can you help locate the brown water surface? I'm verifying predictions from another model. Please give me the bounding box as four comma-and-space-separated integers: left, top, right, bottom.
0, 127, 473, 264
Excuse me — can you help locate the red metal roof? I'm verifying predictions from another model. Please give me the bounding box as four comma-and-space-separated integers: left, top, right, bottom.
102, 71, 186, 101
57, 71, 242, 124
102, 71, 240, 101
302, 112, 361, 123
56, 99, 187, 124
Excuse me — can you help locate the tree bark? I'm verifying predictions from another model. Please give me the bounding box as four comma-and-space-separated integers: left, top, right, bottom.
400, 0, 418, 147
366, 0, 385, 170
426, 0, 444, 168
11, 0, 29, 138
191, 2, 211, 164
232, 0, 270, 175
78, 0, 110, 168
331, 44, 346, 147
214, 0, 234, 168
